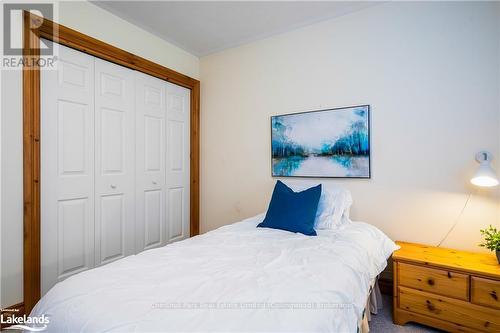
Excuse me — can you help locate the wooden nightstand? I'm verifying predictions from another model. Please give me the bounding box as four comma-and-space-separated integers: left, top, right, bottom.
393, 241, 500, 332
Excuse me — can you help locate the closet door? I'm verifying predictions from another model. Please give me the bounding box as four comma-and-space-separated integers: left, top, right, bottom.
94, 58, 135, 266
41, 42, 95, 295
135, 72, 166, 252
166, 82, 190, 242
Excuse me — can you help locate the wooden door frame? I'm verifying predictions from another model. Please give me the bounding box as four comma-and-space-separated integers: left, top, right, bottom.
22, 11, 200, 313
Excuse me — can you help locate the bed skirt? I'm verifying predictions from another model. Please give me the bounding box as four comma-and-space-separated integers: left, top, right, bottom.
359, 277, 383, 333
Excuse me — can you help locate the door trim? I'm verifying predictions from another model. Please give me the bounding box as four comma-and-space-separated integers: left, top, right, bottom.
22, 11, 200, 313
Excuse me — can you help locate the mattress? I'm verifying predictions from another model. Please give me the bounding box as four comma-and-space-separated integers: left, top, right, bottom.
31, 213, 398, 332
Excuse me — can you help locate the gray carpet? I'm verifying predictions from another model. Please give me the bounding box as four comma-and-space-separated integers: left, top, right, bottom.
369, 294, 443, 333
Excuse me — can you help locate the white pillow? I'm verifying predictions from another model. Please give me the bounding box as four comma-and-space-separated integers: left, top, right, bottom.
282, 180, 352, 229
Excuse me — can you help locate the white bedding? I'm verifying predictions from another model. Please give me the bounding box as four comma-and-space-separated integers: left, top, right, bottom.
31, 214, 398, 333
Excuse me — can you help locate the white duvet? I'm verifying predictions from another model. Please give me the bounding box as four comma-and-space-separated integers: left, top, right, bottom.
31, 214, 398, 333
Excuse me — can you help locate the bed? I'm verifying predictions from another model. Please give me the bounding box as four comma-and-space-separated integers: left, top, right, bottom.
31, 213, 398, 332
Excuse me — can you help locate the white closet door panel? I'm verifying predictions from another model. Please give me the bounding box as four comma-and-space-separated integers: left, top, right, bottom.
166, 82, 190, 243
95, 58, 135, 266
41, 41, 95, 295
101, 108, 125, 173
100, 194, 125, 263
168, 187, 184, 240
144, 189, 162, 247
145, 117, 162, 171
135, 71, 166, 252
57, 198, 89, 277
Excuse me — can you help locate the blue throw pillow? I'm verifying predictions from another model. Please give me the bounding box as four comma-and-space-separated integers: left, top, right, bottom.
257, 180, 321, 236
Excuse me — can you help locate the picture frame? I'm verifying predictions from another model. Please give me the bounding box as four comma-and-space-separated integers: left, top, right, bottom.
271, 105, 371, 178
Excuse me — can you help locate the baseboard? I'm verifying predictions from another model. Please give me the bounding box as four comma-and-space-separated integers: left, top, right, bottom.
1, 302, 25, 330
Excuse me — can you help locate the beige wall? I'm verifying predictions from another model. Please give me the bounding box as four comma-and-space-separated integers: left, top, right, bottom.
1, 1, 199, 307
200, 2, 500, 252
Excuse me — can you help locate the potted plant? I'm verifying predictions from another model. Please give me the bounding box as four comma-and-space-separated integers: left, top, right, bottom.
479, 225, 500, 264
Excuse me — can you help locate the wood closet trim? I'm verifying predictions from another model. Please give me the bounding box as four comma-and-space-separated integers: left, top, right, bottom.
22, 11, 200, 314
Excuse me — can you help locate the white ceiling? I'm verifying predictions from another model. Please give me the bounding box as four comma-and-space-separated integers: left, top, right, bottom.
92, 1, 379, 57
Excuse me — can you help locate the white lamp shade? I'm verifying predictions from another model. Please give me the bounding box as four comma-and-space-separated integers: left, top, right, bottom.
471, 162, 499, 187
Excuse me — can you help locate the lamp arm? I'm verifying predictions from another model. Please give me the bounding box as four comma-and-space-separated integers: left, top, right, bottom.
436, 191, 475, 247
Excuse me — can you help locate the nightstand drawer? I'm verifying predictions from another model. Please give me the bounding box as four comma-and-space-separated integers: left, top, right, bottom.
399, 286, 500, 332
472, 276, 500, 310
399, 262, 469, 301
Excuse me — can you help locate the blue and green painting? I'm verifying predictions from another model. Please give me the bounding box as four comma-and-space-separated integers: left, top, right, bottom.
271, 105, 370, 178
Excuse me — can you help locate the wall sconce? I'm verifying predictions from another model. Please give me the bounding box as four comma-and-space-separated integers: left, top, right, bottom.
471, 151, 499, 187
438, 151, 499, 247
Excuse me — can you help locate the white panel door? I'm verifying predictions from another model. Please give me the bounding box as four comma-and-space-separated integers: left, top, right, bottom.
166, 82, 190, 242
94, 58, 135, 266
135, 71, 166, 252
41, 41, 95, 295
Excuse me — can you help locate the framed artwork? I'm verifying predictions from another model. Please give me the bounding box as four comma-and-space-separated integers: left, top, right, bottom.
271, 105, 370, 178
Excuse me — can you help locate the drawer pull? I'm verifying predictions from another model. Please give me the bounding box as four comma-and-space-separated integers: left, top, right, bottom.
490, 291, 498, 301
447, 271, 452, 278
425, 300, 442, 314
427, 278, 435, 286
426, 300, 436, 312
